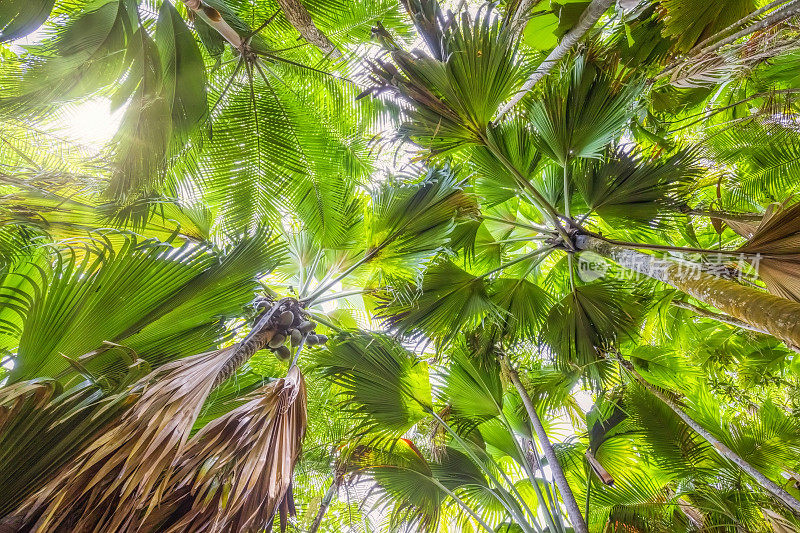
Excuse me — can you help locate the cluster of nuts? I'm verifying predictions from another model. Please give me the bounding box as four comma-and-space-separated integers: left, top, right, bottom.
264, 303, 328, 361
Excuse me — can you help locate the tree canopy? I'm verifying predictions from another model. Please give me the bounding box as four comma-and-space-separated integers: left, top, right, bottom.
2, 0, 800, 531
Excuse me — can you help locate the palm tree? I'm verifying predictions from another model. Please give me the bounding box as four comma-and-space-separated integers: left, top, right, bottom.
356, 0, 800, 527
2, 0, 800, 531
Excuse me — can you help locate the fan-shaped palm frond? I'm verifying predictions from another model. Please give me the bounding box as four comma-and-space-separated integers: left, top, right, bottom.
375, 260, 499, 343
527, 56, 644, 166
5, 229, 282, 382
542, 282, 643, 388
315, 331, 432, 437
438, 340, 503, 426
363, 1, 521, 154
363, 166, 477, 280
345, 438, 444, 532
573, 147, 700, 227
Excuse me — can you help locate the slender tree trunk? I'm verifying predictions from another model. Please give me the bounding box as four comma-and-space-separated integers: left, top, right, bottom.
655, 0, 800, 82
672, 300, 800, 353
695, 1, 800, 56
496, 0, 614, 119
500, 357, 590, 533
182, 0, 243, 48
508, 0, 540, 35
620, 359, 800, 516
688, 0, 792, 53
275, 0, 341, 58
308, 477, 338, 533
575, 235, 800, 349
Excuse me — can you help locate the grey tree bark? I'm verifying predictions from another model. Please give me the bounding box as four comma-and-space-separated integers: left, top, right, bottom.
275, 0, 341, 58
496, 0, 614, 119
501, 356, 590, 533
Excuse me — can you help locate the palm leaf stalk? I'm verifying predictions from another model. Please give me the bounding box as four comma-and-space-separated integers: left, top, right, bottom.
575, 235, 800, 349
500, 355, 590, 533
425, 408, 544, 531
507, 0, 537, 35
308, 474, 341, 533
618, 357, 800, 516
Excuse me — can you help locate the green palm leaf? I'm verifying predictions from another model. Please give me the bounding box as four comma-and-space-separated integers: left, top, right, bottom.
542, 282, 643, 388
0, 0, 55, 43
528, 56, 644, 165
315, 331, 432, 437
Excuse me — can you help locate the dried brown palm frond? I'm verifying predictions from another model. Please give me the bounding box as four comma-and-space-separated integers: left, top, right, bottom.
0, 380, 57, 431
0, 377, 139, 523
738, 200, 800, 302
721, 216, 761, 239
16, 347, 240, 532
142, 365, 307, 533
12, 298, 301, 532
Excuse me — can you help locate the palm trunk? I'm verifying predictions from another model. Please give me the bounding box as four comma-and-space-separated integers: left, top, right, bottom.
275, 0, 341, 58
496, 0, 614, 119
215, 298, 298, 385
575, 235, 800, 349
670, 301, 800, 354
500, 357, 590, 533
688, 0, 792, 53
508, 0, 539, 35
620, 359, 800, 516
670, 300, 770, 335
308, 477, 338, 533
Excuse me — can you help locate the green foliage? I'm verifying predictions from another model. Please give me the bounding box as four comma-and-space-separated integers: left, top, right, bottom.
660, 0, 757, 52
3, 0, 800, 530
366, 3, 521, 153
573, 148, 700, 226
6, 229, 282, 382
315, 331, 432, 436
527, 57, 644, 165
0, 0, 55, 43
542, 283, 643, 388
375, 260, 498, 342
365, 166, 476, 279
